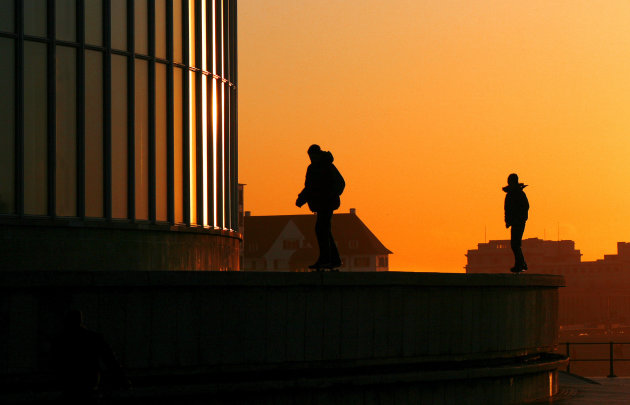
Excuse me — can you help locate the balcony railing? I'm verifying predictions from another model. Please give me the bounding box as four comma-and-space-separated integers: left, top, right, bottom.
562, 341, 630, 377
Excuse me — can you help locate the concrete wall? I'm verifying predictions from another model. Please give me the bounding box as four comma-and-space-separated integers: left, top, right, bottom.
0, 272, 565, 404
0, 222, 240, 271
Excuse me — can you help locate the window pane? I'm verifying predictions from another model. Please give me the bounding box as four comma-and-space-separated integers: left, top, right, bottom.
224, 83, 231, 229
173, 0, 182, 63
223, 0, 230, 81
134, 59, 148, 220
188, 0, 195, 67
155, 63, 167, 221
202, 75, 208, 226
217, 82, 229, 228
111, 55, 127, 218
211, 78, 217, 227
56, 46, 77, 216
218, 81, 225, 228
85, 50, 103, 217
173, 67, 183, 223
24, 41, 47, 215
189, 71, 196, 225
207, 0, 215, 74
0, 0, 14, 33
111, 0, 127, 51
85, 0, 103, 46
56, 0, 76, 41
0, 38, 14, 213
212, 0, 219, 76
134, 0, 148, 55
24, 0, 46, 37
155, 0, 166, 59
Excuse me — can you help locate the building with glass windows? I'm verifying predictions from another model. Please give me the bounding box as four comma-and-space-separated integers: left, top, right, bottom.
0, 0, 239, 270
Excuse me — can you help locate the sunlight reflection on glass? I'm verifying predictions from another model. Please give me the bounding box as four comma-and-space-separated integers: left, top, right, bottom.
189, 70, 196, 225
221, 82, 226, 229
201, 0, 208, 227
220, 2, 226, 229
212, 0, 218, 228
202, 75, 208, 227
212, 79, 218, 228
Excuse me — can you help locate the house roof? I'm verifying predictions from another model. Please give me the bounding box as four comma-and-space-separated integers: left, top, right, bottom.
243, 212, 393, 258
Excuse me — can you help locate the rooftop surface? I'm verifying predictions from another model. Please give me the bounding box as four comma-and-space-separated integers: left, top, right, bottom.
546, 372, 630, 404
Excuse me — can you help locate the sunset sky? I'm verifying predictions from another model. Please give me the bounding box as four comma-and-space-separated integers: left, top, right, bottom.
238, 0, 630, 272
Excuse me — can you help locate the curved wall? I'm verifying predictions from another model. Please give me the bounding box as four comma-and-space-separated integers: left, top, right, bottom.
0, 1, 239, 270
0, 272, 566, 404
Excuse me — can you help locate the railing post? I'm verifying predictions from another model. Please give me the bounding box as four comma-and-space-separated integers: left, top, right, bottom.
566, 342, 571, 374
608, 341, 617, 378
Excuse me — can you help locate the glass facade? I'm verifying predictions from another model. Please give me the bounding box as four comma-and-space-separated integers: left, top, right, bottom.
0, 0, 238, 233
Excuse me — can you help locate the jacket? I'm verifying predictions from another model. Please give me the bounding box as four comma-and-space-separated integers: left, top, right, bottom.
503, 183, 529, 226
297, 151, 344, 212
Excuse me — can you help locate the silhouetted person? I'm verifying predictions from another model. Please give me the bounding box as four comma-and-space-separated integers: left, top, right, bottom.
52, 310, 129, 404
296, 144, 345, 269
503, 173, 529, 273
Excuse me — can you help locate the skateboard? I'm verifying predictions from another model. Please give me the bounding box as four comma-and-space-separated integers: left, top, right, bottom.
510, 266, 528, 274
311, 266, 340, 272
311, 266, 339, 272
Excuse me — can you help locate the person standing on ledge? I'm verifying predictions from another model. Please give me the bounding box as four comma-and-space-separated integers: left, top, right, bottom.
503, 173, 530, 273
296, 144, 345, 270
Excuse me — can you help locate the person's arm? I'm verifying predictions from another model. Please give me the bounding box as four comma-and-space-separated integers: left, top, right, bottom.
504, 195, 511, 228
296, 191, 307, 207
296, 166, 313, 207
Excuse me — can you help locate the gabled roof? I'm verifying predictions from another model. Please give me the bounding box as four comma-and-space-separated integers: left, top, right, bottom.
244, 213, 392, 258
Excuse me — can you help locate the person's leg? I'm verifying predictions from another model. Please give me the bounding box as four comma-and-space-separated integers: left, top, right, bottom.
511, 222, 526, 270
329, 225, 341, 266
315, 210, 333, 265
519, 222, 527, 269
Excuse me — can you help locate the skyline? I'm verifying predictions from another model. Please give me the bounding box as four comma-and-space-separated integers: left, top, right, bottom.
238, 0, 630, 272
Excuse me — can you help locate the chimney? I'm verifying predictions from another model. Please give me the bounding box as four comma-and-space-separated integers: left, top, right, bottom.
350, 208, 356, 215
245, 211, 251, 217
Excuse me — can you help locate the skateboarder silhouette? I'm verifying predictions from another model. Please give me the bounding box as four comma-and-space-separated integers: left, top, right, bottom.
503, 173, 529, 273
296, 144, 345, 271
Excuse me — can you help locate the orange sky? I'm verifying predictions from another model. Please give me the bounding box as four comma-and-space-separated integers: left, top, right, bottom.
238, 0, 630, 272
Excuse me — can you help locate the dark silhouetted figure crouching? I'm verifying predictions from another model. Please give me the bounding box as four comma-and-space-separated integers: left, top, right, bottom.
296, 144, 345, 270
503, 173, 529, 273
52, 310, 129, 404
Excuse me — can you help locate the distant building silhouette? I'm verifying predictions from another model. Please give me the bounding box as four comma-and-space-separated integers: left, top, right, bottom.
239, 184, 246, 270
466, 239, 630, 330
466, 238, 581, 274
243, 209, 392, 272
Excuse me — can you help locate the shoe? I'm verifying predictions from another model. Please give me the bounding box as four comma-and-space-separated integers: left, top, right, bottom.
510, 263, 527, 273
308, 262, 327, 270
330, 261, 342, 268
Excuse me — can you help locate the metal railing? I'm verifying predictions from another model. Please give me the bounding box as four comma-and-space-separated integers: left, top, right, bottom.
562, 341, 630, 377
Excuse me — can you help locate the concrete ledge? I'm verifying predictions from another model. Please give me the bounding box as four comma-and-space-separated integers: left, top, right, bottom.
0, 270, 565, 287
0, 271, 565, 404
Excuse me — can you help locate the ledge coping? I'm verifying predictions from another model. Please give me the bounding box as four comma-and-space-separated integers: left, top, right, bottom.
0, 271, 565, 288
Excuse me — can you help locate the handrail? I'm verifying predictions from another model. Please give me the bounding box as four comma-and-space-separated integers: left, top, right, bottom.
560, 341, 630, 377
